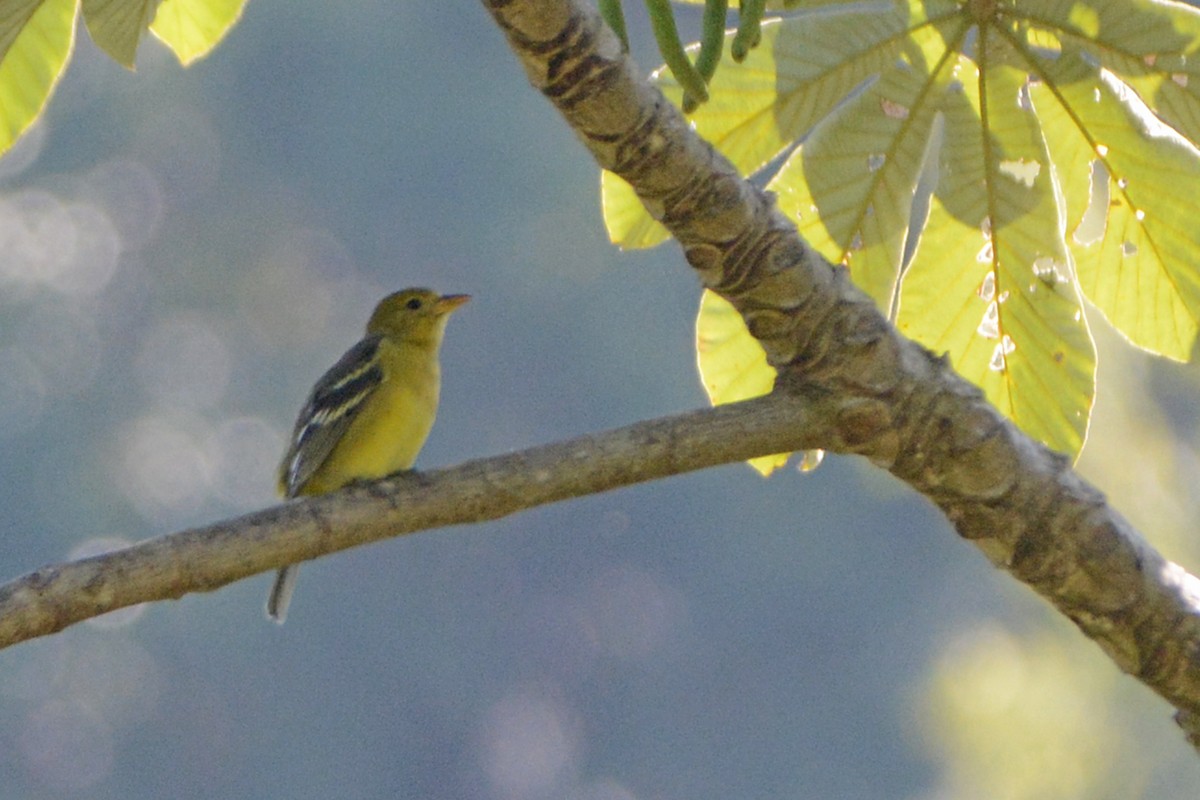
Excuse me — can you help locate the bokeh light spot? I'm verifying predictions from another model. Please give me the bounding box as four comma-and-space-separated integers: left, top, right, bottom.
582, 566, 683, 662
0, 189, 123, 298
238, 228, 362, 349
3, 189, 77, 289
479, 686, 582, 800
939, 625, 1025, 716
19, 700, 115, 791
567, 780, 639, 800
54, 202, 122, 297
11, 635, 162, 792
117, 414, 214, 524
78, 158, 164, 252
205, 416, 284, 509
919, 622, 1128, 799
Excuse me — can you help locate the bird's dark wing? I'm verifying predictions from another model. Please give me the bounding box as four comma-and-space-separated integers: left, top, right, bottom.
278, 335, 385, 496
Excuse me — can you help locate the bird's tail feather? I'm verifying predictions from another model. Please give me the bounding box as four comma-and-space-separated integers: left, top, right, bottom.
267, 565, 300, 624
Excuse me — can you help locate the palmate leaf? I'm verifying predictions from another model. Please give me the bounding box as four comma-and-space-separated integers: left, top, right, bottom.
604, 8, 922, 249
81, 0, 246, 67
897, 42, 1095, 456
769, 14, 956, 311
0, 0, 75, 154
695, 290, 793, 476
608, 0, 1200, 462
81, 0, 157, 68
979, 0, 1200, 358
0, 0, 250, 160
1033, 51, 1200, 360
151, 0, 247, 66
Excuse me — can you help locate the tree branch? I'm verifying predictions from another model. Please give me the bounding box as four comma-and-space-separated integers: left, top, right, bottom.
2, 0, 1199, 754
479, 0, 1200, 747
0, 393, 823, 650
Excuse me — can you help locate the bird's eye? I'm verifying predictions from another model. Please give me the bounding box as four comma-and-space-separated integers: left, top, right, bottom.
406, 298, 422, 310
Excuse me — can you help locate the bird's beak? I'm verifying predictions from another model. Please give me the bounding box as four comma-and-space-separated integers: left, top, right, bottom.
436, 294, 471, 313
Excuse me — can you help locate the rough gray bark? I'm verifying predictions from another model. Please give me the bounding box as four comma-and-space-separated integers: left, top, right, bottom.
480, 0, 1200, 747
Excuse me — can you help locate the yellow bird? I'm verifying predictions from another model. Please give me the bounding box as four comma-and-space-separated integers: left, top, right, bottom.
268, 288, 470, 623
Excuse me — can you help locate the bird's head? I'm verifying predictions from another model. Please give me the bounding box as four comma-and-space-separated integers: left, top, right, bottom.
367, 288, 470, 342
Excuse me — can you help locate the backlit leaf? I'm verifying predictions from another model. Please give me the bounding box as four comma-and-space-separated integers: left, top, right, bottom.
696, 289, 793, 476
82, 0, 157, 69
150, 0, 246, 65
0, 0, 75, 156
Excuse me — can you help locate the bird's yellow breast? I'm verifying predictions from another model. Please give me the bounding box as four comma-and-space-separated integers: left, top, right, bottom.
297, 338, 440, 495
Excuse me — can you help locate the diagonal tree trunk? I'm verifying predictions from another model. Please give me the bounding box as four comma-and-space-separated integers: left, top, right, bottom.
481, 0, 1200, 748
0, 0, 1199, 754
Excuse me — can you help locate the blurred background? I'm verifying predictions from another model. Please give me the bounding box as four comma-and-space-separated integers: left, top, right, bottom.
1, 3, 1200, 798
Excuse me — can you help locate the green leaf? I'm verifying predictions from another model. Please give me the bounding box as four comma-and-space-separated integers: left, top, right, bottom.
0, 0, 44, 61
604, 7, 925, 248
607, 0, 1200, 459
1032, 51, 1200, 360
601, 170, 671, 249
0, 0, 75, 156
898, 43, 1095, 457
82, 0, 158, 69
150, 0, 246, 65
769, 16, 955, 311
1023, 0, 1200, 146
696, 289, 792, 476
